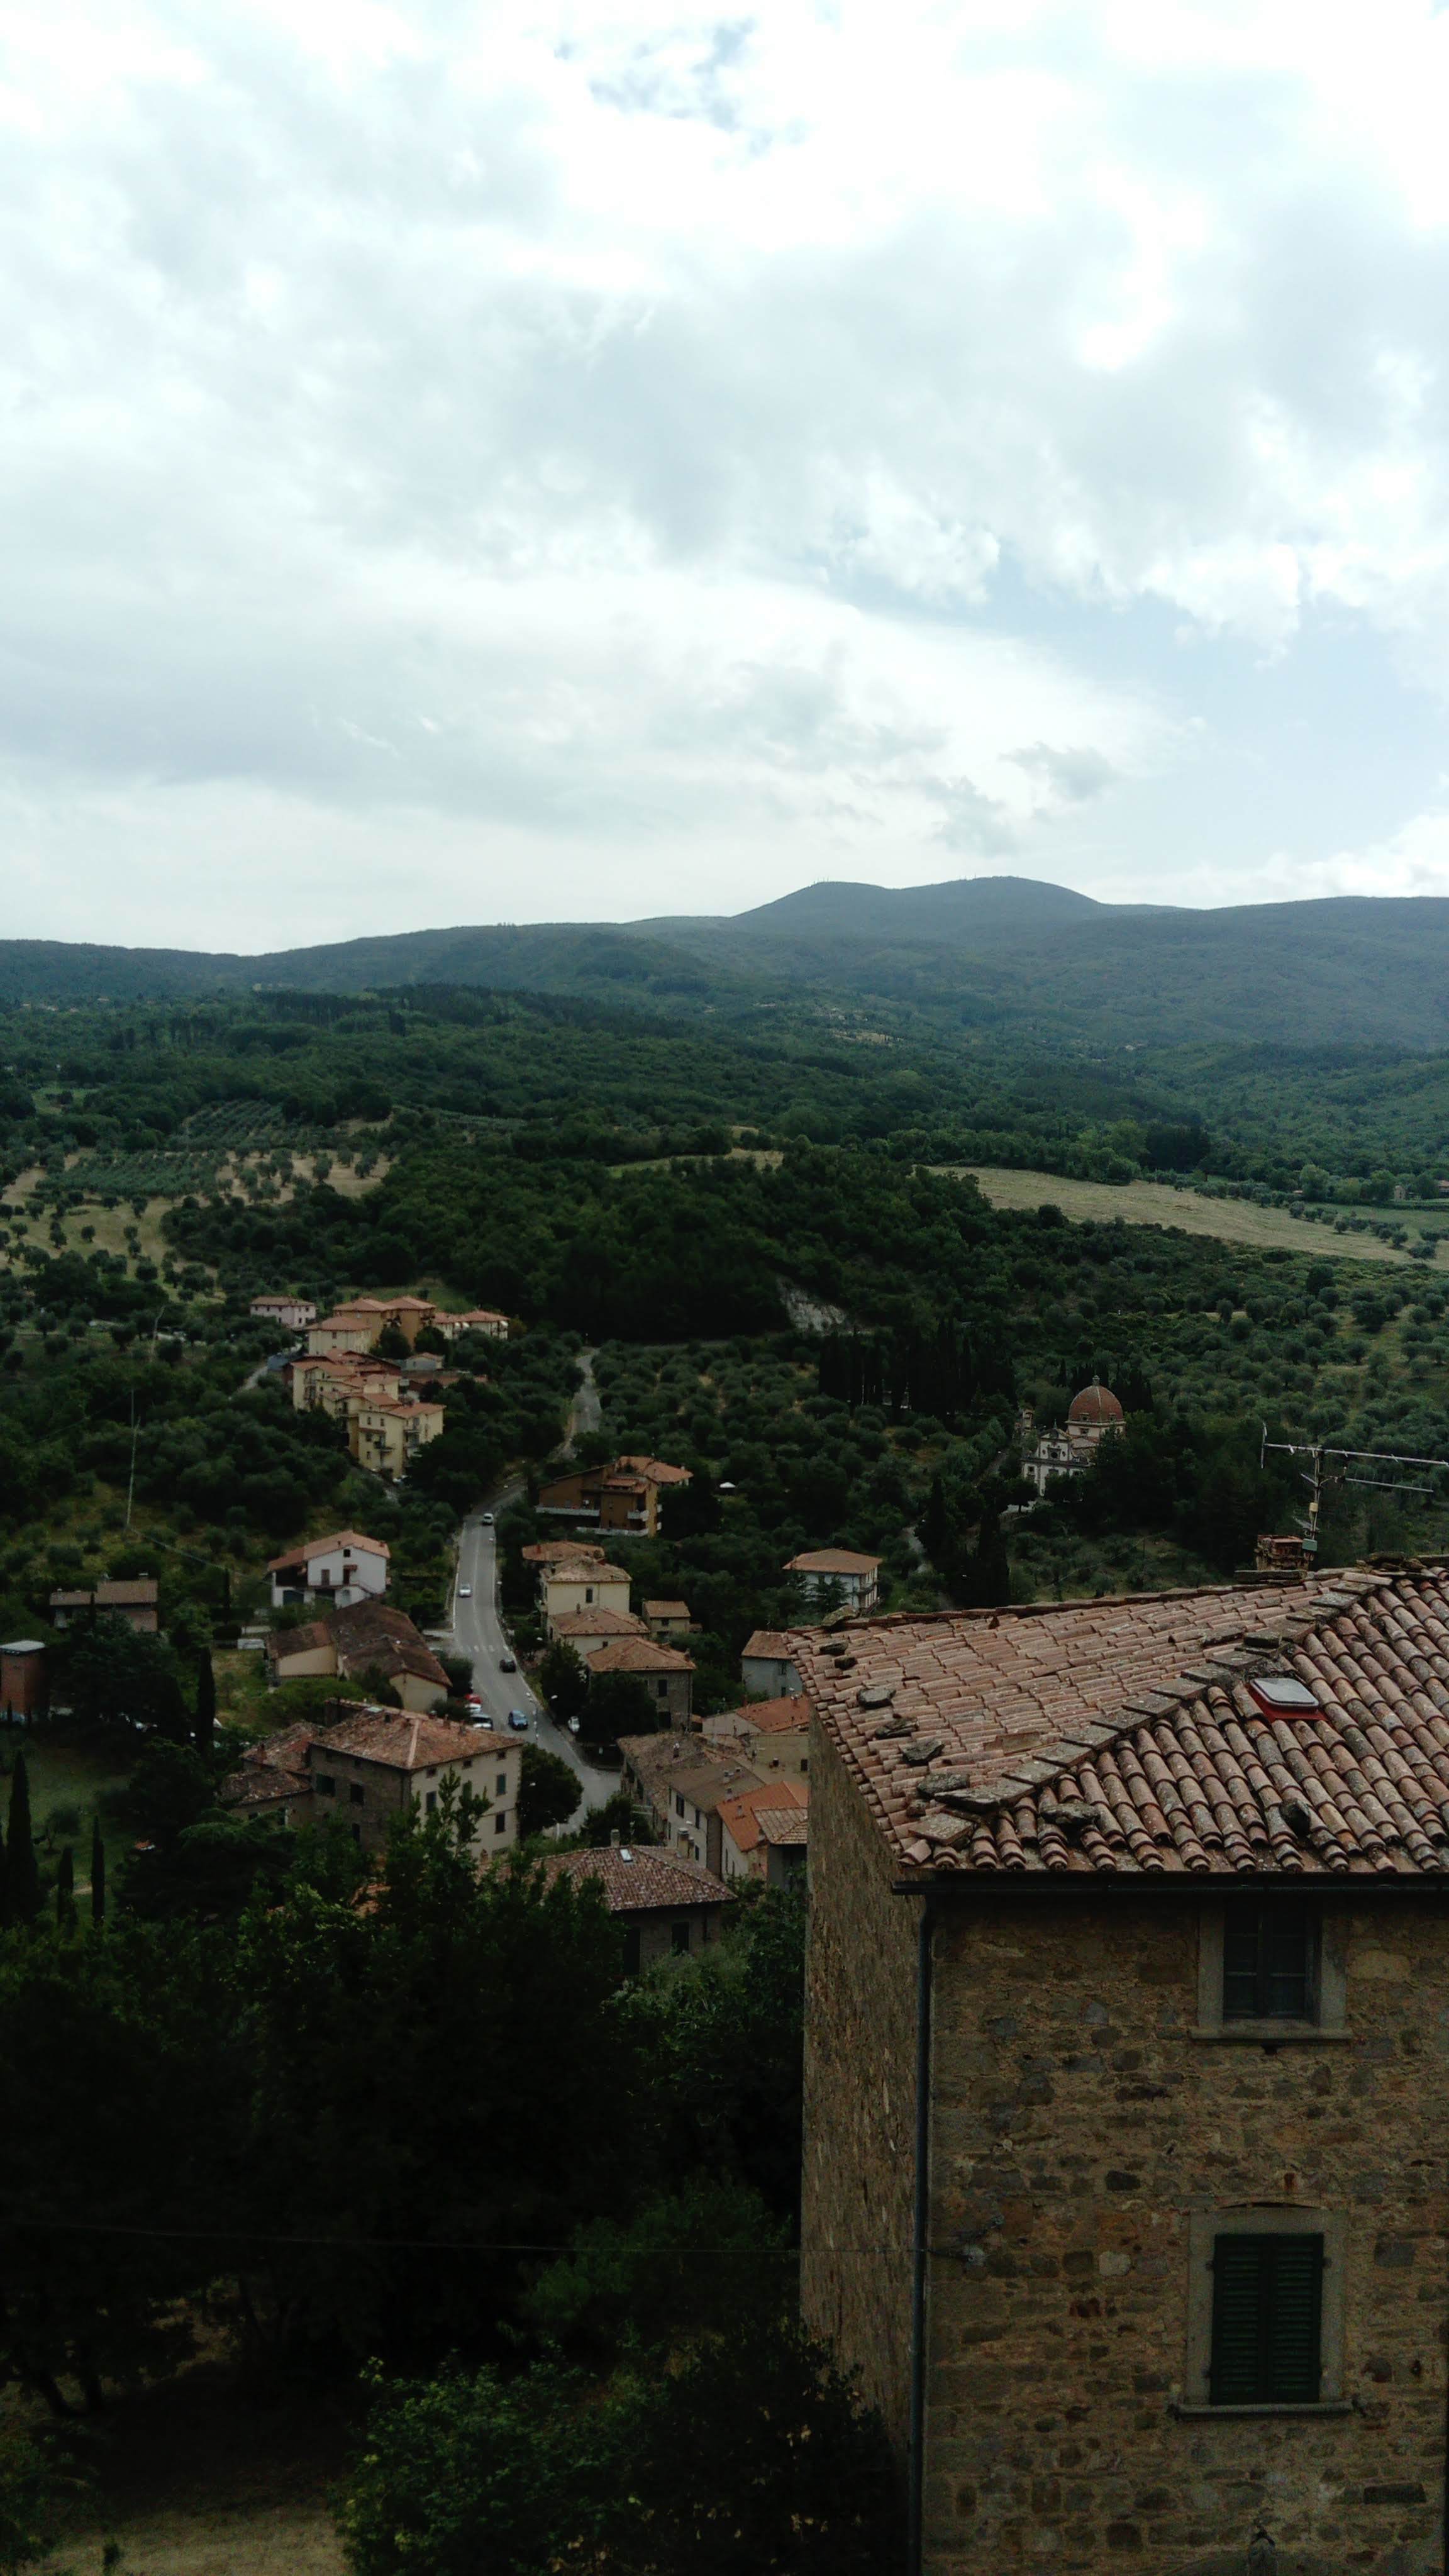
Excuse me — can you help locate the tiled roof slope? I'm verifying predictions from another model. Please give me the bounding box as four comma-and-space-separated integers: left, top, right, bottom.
540, 1846, 732, 1912
790, 1567, 1449, 1880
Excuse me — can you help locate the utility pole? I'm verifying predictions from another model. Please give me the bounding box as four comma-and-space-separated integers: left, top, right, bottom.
124, 1392, 139, 1532
1260, 1427, 1449, 1555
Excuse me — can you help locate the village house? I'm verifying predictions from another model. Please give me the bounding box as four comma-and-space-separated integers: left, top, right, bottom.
539, 1844, 733, 1972
536, 1453, 692, 1540
267, 1528, 390, 1611
541, 1557, 633, 1636
435, 1307, 509, 1342
1021, 1375, 1124, 1497
0, 1640, 47, 1721
287, 1352, 402, 1419
785, 1548, 882, 1615
308, 1706, 521, 1857
793, 1567, 1449, 2576
618, 1731, 764, 1873
521, 1540, 606, 1575
249, 1293, 318, 1333
348, 1394, 445, 1480
740, 1628, 803, 1698
219, 1721, 318, 1829
644, 1599, 692, 1639
587, 1635, 694, 1726
306, 1307, 378, 1358
267, 1599, 451, 1713
702, 1694, 810, 1780
716, 1777, 809, 1887
549, 1607, 650, 1660
47, 1577, 159, 1635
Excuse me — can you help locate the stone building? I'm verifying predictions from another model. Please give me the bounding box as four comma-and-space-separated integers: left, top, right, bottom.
794, 1567, 1449, 2575
539, 1843, 733, 1971
586, 1634, 695, 1725
1023, 1377, 1124, 1497
308, 1706, 521, 1857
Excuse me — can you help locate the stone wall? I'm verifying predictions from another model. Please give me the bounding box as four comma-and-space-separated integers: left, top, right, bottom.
923, 1889, 1449, 2575
801, 1718, 923, 2455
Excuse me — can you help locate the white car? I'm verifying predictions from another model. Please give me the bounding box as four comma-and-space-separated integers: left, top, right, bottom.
457, 1584, 472, 1599
480, 1511, 494, 1526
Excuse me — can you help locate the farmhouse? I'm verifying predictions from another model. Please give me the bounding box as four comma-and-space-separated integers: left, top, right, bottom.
794, 1567, 1449, 2575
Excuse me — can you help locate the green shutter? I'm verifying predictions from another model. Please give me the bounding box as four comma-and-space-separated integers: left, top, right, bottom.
1210, 2235, 1323, 2404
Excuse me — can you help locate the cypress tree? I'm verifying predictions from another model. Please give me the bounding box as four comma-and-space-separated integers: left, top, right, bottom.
194, 1648, 216, 1759
90, 1818, 106, 1926
55, 1845, 75, 1934
7, 1753, 40, 1923
0, 1796, 10, 1931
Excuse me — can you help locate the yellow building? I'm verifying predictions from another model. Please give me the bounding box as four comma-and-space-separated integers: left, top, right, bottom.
348, 1396, 445, 1481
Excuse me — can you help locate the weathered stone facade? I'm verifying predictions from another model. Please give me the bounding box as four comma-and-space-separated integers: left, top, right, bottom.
802, 1719, 921, 2456
804, 1801, 1449, 2575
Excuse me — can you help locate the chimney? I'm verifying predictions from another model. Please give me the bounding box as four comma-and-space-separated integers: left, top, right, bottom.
609, 1829, 621, 1848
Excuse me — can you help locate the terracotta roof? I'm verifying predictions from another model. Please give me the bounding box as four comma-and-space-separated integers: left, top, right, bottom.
756, 1804, 810, 1848
786, 1550, 882, 1575
552, 1608, 649, 1641
614, 1455, 692, 1485
269, 1619, 333, 1660
587, 1638, 696, 1675
540, 1846, 733, 1913
544, 1558, 631, 1585
317, 1708, 503, 1772
619, 1732, 763, 1809
329, 1600, 450, 1690
730, 1695, 809, 1735
523, 1541, 605, 1566
644, 1601, 691, 1619
219, 1722, 318, 1811
743, 1631, 797, 1662
95, 1580, 158, 1606
792, 1567, 1449, 1880
267, 1529, 391, 1573
1068, 1378, 1123, 1426
718, 1779, 808, 1853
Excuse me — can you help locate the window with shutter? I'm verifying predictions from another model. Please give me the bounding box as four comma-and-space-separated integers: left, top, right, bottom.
1210, 2234, 1323, 2404
1223, 1902, 1315, 2020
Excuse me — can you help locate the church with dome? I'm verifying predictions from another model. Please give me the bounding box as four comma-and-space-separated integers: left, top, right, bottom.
1022, 1377, 1124, 1497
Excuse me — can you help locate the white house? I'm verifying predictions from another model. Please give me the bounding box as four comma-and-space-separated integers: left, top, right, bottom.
784, 1548, 882, 1614
250, 1294, 318, 1332
267, 1528, 391, 1611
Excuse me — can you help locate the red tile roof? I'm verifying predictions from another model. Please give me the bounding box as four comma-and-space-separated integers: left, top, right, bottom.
319, 1709, 504, 1772
587, 1638, 695, 1675
718, 1779, 809, 1853
266, 1528, 390, 1573
743, 1631, 797, 1663
551, 1608, 648, 1640
540, 1846, 733, 1913
792, 1567, 1449, 1880
731, 1695, 809, 1735
787, 1549, 882, 1575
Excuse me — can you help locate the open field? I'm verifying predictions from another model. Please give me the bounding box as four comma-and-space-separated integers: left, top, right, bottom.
948, 1167, 1442, 1267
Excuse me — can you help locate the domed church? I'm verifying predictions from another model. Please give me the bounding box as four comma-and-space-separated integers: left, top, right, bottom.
1024, 1377, 1123, 1496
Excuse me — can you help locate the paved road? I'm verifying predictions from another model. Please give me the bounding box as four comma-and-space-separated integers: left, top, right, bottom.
451, 1506, 618, 1823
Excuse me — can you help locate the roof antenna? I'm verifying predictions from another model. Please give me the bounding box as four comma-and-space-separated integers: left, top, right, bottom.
1259, 1424, 1449, 1556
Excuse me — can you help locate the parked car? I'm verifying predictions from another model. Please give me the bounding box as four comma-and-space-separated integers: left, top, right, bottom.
480, 1512, 494, 1526
499, 1652, 516, 1672
508, 1709, 530, 1731
457, 1583, 472, 1599
465, 1690, 482, 1709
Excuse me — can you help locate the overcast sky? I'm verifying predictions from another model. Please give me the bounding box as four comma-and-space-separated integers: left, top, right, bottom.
6, 0, 1449, 952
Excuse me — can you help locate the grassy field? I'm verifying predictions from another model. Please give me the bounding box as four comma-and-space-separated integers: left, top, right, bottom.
950, 1168, 1441, 1267
0, 1722, 135, 1888
30, 2357, 350, 2576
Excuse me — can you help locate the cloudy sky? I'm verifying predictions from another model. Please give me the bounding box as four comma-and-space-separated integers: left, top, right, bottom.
6, 0, 1449, 952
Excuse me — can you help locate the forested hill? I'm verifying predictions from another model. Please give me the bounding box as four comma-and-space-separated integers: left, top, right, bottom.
10, 878, 1449, 1049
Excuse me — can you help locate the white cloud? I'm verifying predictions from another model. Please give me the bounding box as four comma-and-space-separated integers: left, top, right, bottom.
4, 0, 1449, 941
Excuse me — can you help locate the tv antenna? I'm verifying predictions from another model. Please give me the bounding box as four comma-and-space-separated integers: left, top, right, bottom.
1259, 1426, 1449, 1555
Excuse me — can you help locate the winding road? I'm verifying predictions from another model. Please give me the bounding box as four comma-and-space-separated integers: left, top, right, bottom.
450, 1512, 616, 1825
